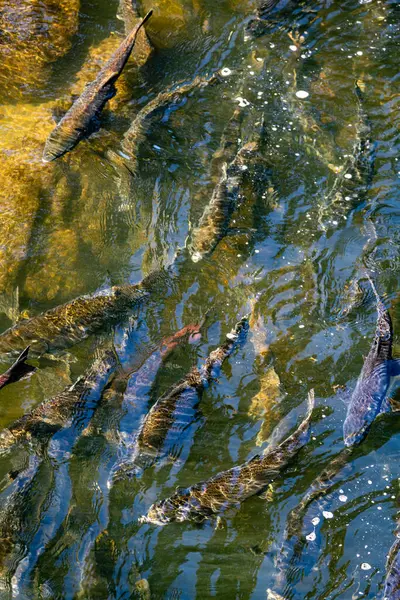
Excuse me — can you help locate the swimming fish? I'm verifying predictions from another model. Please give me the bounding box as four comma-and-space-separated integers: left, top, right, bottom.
120, 71, 222, 168
140, 389, 314, 525
383, 535, 400, 599
343, 276, 400, 447
0, 346, 35, 391
0, 284, 148, 359
0, 347, 118, 456
112, 317, 249, 480
81, 322, 202, 440
187, 138, 260, 263
117, 0, 152, 66
42, 10, 153, 162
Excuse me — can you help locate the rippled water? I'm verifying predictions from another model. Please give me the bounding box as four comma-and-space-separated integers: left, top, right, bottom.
0, 0, 399, 598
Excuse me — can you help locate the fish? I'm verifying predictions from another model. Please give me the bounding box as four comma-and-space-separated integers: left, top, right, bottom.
0, 346, 35, 391
383, 535, 400, 599
0, 283, 148, 359
187, 138, 260, 263
343, 275, 400, 447
81, 322, 203, 440
0, 347, 118, 456
140, 389, 314, 525
120, 71, 222, 167
317, 82, 375, 228
111, 317, 249, 480
117, 0, 153, 66
42, 10, 153, 162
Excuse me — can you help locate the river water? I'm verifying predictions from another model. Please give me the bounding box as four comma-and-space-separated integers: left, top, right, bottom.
0, 0, 399, 598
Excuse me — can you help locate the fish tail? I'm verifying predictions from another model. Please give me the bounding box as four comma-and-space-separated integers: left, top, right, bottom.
139, 8, 153, 27
0, 346, 36, 390
294, 389, 315, 445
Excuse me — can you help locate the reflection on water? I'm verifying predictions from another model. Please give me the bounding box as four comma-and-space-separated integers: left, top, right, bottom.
0, 0, 399, 597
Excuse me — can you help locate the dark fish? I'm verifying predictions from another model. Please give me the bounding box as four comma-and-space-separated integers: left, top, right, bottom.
121, 71, 222, 166
140, 390, 314, 525
0, 346, 35, 391
117, 0, 153, 66
82, 322, 203, 440
0, 347, 118, 456
187, 139, 260, 263
0, 284, 148, 359
343, 276, 400, 447
42, 10, 153, 162
383, 535, 400, 599
112, 317, 249, 480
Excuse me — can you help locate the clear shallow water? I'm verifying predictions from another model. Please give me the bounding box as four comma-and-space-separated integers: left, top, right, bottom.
0, 0, 399, 598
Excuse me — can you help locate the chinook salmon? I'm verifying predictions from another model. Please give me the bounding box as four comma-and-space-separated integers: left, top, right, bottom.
0, 284, 148, 359
187, 136, 261, 263
0, 346, 35, 391
111, 317, 249, 481
42, 10, 153, 162
0, 346, 118, 456
140, 389, 314, 525
120, 71, 222, 167
383, 535, 400, 599
82, 322, 203, 440
343, 276, 400, 447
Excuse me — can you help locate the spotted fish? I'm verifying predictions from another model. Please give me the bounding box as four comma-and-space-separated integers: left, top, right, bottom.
42, 10, 153, 162
0, 347, 118, 456
187, 136, 263, 263
112, 317, 249, 480
0, 284, 148, 360
343, 276, 400, 447
140, 389, 314, 525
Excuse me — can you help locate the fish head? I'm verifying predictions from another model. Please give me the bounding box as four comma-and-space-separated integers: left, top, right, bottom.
160, 324, 202, 356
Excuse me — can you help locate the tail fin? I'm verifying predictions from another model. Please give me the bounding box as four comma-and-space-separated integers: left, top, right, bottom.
292, 388, 315, 447
0, 346, 36, 390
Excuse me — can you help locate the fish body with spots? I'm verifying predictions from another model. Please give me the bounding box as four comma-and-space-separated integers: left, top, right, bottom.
42, 11, 153, 162
112, 317, 249, 481
141, 390, 314, 525
0, 284, 148, 360
0, 348, 118, 456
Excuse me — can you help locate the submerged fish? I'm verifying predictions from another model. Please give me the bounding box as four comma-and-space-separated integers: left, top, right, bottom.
187, 137, 261, 263
0, 284, 148, 359
82, 322, 202, 440
42, 10, 153, 162
0, 346, 35, 391
141, 389, 314, 525
0, 347, 118, 456
121, 71, 222, 166
117, 0, 153, 66
112, 317, 249, 480
317, 83, 375, 228
343, 276, 400, 447
383, 535, 400, 599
